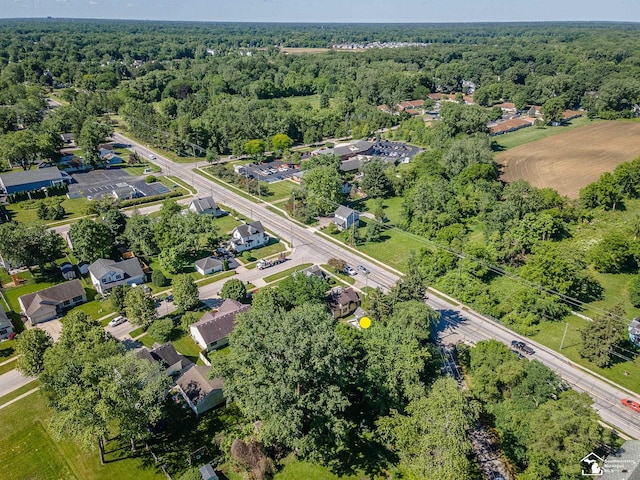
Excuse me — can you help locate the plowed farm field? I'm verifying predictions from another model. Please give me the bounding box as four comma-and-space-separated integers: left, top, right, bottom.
496, 121, 640, 198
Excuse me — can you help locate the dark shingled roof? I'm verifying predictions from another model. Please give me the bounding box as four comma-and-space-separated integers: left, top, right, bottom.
19, 279, 86, 316
190, 196, 218, 214
234, 221, 264, 239
195, 257, 223, 271
0, 167, 63, 188
176, 365, 224, 406
192, 299, 250, 345
89, 258, 144, 280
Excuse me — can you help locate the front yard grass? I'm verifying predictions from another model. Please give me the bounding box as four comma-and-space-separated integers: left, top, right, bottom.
0, 358, 18, 376
0, 339, 17, 360
263, 180, 296, 202
493, 116, 596, 150
0, 379, 40, 407
263, 264, 313, 283
0, 391, 164, 480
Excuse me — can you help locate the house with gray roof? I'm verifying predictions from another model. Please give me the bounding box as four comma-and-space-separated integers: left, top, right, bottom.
0, 306, 14, 340
136, 342, 193, 376
189, 196, 224, 217
190, 299, 250, 351
629, 318, 640, 347
0, 168, 64, 194
18, 279, 87, 324
330, 140, 374, 161
89, 258, 146, 295
333, 205, 360, 231
175, 365, 225, 417
195, 257, 224, 276
229, 221, 268, 253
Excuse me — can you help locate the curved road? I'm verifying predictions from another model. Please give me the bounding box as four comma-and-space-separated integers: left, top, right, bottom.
112, 132, 640, 439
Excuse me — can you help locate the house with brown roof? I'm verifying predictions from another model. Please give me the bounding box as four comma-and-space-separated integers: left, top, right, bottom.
136, 341, 193, 376
327, 286, 361, 319
190, 299, 250, 351
489, 117, 535, 136
18, 279, 87, 324
175, 365, 225, 417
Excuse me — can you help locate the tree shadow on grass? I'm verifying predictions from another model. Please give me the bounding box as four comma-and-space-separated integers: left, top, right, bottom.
327, 429, 397, 478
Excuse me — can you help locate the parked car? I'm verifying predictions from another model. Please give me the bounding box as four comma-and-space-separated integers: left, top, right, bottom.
357, 265, 370, 275
165, 294, 173, 302
622, 398, 640, 413
521, 345, 535, 355
108, 315, 127, 327
511, 340, 525, 350
344, 265, 357, 276
511, 340, 535, 355
511, 350, 525, 360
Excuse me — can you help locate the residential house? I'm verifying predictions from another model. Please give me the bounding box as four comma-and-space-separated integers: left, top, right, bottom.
489, 117, 535, 136
333, 205, 360, 231
89, 258, 146, 295
190, 299, 250, 351
0, 307, 14, 340
60, 262, 76, 280
629, 318, 640, 347
136, 342, 193, 376
189, 196, 224, 217
195, 257, 224, 276
600, 440, 640, 479
175, 365, 225, 417
327, 287, 361, 319
0, 168, 65, 195
494, 102, 518, 114
339, 156, 366, 173
300, 265, 328, 281
18, 279, 87, 324
60, 133, 75, 145
229, 221, 268, 253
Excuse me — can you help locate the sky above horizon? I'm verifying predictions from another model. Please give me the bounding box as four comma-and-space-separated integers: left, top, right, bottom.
1, 0, 639, 23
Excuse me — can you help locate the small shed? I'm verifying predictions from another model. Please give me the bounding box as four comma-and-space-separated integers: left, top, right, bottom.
60, 262, 76, 280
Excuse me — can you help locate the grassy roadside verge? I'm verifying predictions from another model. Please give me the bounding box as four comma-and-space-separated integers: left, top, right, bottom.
195, 168, 264, 203
0, 380, 40, 407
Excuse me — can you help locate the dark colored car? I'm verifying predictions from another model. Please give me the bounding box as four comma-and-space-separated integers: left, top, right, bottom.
521, 345, 535, 355
511, 349, 525, 360
511, 340, 525, 350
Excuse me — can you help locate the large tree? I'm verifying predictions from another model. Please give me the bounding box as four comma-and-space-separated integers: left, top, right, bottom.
171, 274, 200, 311
220, 278, 247, 303
78, 117, 113, 165
302, 165, 343, 217
0, 222, 64, 270
213, 303, 351, 460
579, 309, 628, 368
15, 328, 53, 376
68, 218, 113, 263
360, 158, 392, 198
378, 377, 479, 480
124, 287, 157, 326
122, 214, 158, 256
276, 272, 329, 310
0, 129, 59, 170
271, 133, 293, 157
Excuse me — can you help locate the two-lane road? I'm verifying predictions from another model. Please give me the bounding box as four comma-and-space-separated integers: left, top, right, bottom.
112, 131, 640, 439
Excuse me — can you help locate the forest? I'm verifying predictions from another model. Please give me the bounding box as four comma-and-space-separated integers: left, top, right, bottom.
1, 19, 640, 480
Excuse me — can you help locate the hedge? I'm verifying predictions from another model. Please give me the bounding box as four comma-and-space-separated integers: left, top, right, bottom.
119, 190, 181, 208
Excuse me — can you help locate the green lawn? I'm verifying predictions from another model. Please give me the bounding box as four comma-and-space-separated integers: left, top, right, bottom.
493, 116, 597, 150
263, 180, 296, 202
361, 195, 404, 226
0, 391, 164, 480
197, 168, 264, 203
212, 212, 243, 234
3, 278, 58, 312
0, 380, 40, 406
0, 358, 18, 375
171, 331, 202, 364
166, 175, 197, 194
6, 196, 92, 224
249, 238, 287, 259
274, 455, 359, 480
264, 263, 314, 283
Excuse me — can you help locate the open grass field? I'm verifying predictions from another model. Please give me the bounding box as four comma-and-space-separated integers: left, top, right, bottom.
0, 391, 164, 480
6, 196, 92, 224
493, 115, 595, 150
497, 121, 640, 198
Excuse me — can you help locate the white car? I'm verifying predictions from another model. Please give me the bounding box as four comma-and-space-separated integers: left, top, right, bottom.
148, 154, 156, 160
344, 265, 357, 276
108, 316, 127, 327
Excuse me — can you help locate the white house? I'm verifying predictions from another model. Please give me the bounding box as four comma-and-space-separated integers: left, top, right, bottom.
229, 221, 268, 253
333, 205, 360, 231
189, 196, 224, 217
89, 258, 146, 295
190, 299, 250, 351
18, 279, 87, 324
0, 307, 14, 340
195, 257, 224, 276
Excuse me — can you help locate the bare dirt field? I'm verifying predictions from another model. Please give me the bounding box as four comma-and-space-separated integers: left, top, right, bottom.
280, 47, 331, 55
496, 121, 640, 198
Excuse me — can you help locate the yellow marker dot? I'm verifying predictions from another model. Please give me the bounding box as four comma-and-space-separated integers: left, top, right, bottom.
359, 316, 371, 329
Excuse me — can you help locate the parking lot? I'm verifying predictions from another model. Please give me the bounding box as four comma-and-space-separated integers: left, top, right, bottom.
243, 161, 300, 183
68, 168, 169, 199
371, 141, 421, 163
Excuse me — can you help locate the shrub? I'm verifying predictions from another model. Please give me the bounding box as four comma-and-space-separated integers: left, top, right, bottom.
147, 318, 174, 343
145, 175, 157, 184
151, 270, 168, 287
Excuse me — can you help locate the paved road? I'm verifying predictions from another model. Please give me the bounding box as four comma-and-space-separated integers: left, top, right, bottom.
112, 131, 640, 439
0, 369, 34, 397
